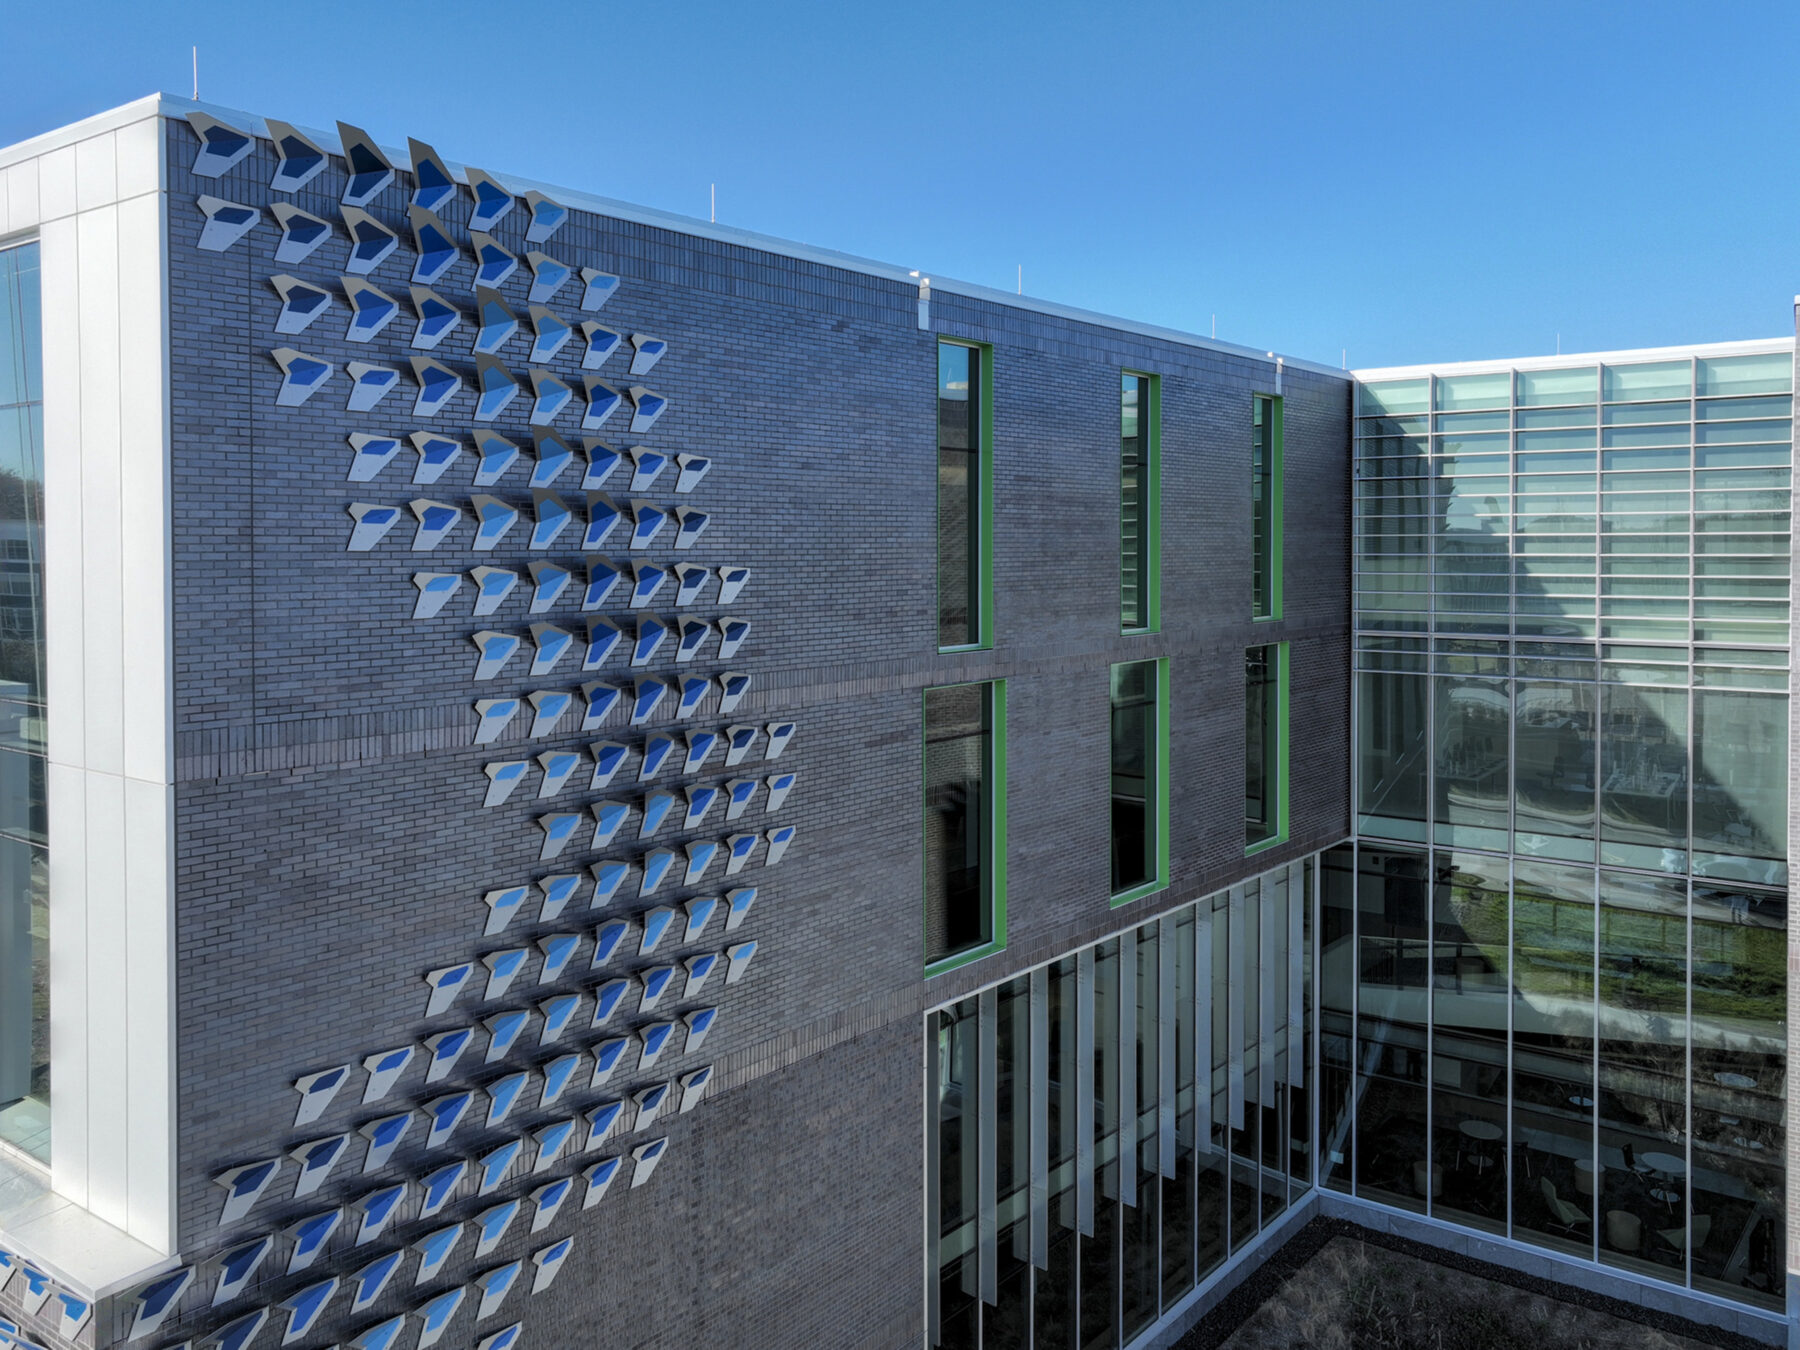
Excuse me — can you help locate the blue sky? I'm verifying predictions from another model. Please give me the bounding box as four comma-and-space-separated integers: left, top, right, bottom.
4, 0, 1796, 367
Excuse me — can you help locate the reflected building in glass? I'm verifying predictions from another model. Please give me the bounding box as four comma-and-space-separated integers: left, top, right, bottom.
1336, 343, 1792, 1311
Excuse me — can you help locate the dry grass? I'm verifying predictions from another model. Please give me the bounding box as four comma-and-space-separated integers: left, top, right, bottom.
1220, 1237, 1721, 1350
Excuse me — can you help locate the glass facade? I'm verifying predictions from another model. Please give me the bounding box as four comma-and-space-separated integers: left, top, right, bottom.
1120, 375, 1153, 632
929, 861, 1314, 1350
926, 682, 1001, 967
0, 242, 47, 1163
939, 343, 984, 649
1347, 349, 1791, 1310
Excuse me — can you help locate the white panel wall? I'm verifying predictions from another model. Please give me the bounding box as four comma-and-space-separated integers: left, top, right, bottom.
0, 101, 175, 1259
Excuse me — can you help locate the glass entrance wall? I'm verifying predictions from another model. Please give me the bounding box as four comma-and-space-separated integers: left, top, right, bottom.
927, 859, 1315, 1350
1348, 349, 1790, 1310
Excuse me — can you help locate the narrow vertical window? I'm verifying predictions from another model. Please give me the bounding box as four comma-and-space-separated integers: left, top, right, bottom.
1246, 644, 1286, 850
1110, 659, 1166, 901
937, 343, 985, 649
925, 682, 1005, 968
0, 242, 47, 1162
1251, 394, 1282, 619
1120, 373, 1158, 631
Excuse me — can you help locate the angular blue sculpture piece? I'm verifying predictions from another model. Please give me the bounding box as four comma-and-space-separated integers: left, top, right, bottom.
196, 195, 260, 252
273, 347, 334, 408
336, 121, 395, 206
343, 361, 400, 416
272, 201, 332, 264
527, 250, 573, 303
267, 120, 328, 192
409, 284, 462, 349
410, 432, 464, 485
474, 285, 519, 355
271, 274, 332, 335
410, 355, 462, 417
524, 190, 569, 243
471, 231, 520, 288
358, 1112, 412, 1172
341, 205, 399, 274
408, 137, 459, 211
410, 205, 460, 285
465, 167, 515, 231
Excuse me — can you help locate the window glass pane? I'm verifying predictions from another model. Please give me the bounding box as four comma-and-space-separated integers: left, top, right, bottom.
1122, 927, 1159, 1340
1357, 670, 1427, 842
925, 684, 992, 963
1430, 853, 1508, 1234
1598, 682, 1688, 873
1511, 861, 1596, 1257
992, 978, 1031, 1350
1121, 375, 1151, 629
1353, 846, 1430, 1212
1696, 352, 1793, 398
1689, 887, 1786, 1308
1162, 912, 1197, 1305
938, 344, 980, 647
1432, 676, 1509, 852
1082, 939, 1121, 1350
1603, 360, 1692, 403
1252, 396, 1279, 618
1518, 366, 1598, 407
935, 1000, 981, 1348
0, 244, 46, 1165
1692, 689, 1787, 886
1596, 871, 1687, 1287
1245, 646, 1281, 846
1037, 958, 1080, 1348
1110, 662, 1157, 893
1360, 379, 1428, 415
1435, 371, 1510, 411
1514, 677, 1597, 862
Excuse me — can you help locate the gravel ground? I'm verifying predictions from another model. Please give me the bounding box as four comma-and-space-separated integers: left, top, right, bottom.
1172, 1219, 1760, 1350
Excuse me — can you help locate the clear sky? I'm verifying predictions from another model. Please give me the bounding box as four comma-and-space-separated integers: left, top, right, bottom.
3, 0, 1796, 368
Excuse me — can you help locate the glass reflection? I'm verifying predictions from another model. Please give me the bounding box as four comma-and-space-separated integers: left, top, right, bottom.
0, 243, 47, 1163
1429, 854, 1508, 1233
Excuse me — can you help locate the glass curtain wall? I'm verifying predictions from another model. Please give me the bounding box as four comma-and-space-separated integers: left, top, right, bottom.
929, 861, 1314, 1350
0, 243, 47, 1163
1321, 841, 1785, 1307
1346, 350, 1789, 1309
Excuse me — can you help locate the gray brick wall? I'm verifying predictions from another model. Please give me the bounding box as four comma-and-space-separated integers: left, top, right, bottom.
153, 113, 1351, 1350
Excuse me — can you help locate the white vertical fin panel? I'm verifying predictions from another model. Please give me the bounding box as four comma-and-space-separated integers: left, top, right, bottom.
32, 108, 175, 1256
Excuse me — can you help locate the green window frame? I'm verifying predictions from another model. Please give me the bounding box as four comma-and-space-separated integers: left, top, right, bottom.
1245, 642, 1290, 854
1121, 371, 1161, 633
1110, 658, 1170, 906
923, 679, 1008, 974
937, 340, 995, 651
1252, 393, 1284, 620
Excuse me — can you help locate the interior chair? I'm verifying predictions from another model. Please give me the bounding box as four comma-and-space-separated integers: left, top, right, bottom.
1540, 1178, 1588, 1235
1657, 1214, 1711, 1254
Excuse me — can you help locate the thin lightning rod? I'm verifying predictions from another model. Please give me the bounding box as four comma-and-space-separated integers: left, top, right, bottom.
192, 47, 199, 100
710, 184, 715, 224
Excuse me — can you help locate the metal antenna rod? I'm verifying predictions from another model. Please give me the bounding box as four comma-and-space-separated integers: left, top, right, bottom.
710, 184, 715, 224
1017, 265, 1022, 296
192, 46, 198, 100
